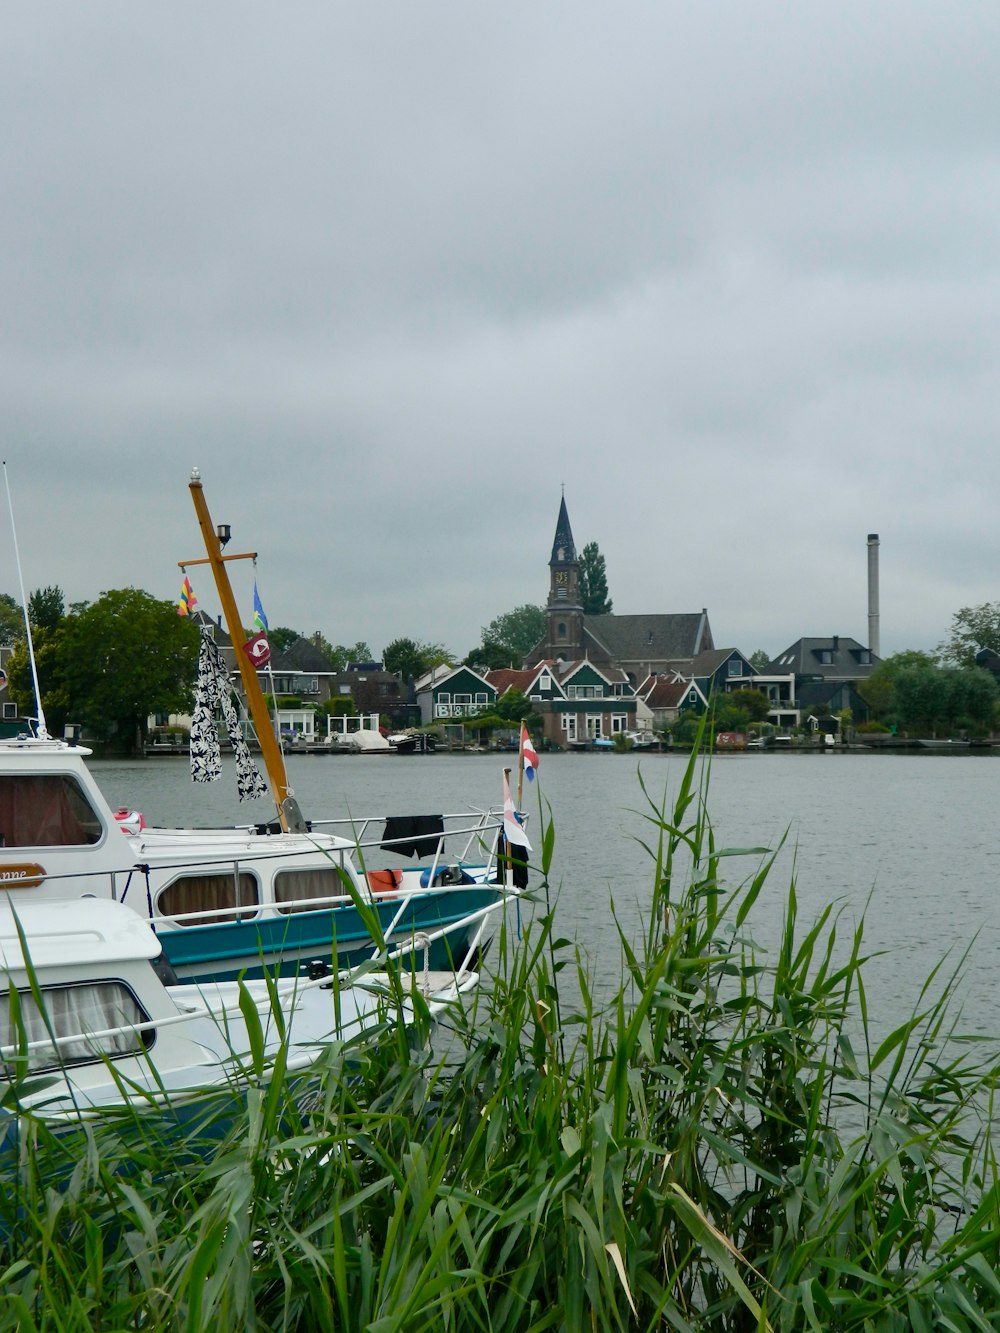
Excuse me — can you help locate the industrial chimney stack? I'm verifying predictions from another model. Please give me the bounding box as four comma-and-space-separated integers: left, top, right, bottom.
867, 533, 880, 658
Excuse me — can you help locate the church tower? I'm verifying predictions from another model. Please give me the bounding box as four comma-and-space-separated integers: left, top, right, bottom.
546, 495, 584, 661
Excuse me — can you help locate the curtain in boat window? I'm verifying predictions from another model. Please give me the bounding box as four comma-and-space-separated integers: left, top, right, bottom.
0, 981, 150, 1073
157, 871, 259, 926
190, 629, 268, 802
274, 867, 349, 914
0, 775, 103, 848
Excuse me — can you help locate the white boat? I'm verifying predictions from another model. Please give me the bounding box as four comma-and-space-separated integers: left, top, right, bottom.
0, 896, 474, 1127
0, 734, 515, 984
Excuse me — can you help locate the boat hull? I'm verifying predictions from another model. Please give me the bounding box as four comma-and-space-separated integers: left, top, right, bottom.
157, 884, 504, 982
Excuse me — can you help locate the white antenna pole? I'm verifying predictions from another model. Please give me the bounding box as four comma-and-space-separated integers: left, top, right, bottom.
2, 462, 49, 739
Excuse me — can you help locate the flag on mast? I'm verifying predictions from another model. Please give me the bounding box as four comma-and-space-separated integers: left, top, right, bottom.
177, 575, 197, 617
242, 632, 271, 667
502, 771, 531, 850
520, 723, 539, 781
252, 581, 269, 633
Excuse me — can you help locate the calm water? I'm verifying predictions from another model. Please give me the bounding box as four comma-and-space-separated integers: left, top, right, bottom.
91, 749, 1000, 1040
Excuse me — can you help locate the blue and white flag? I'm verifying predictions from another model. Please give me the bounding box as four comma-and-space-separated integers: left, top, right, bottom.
252, 581, 269, 633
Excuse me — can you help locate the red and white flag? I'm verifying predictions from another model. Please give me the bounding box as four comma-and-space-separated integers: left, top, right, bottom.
520, 723, 539, 781
503, 771, 531, 850
242, 632, 271, 667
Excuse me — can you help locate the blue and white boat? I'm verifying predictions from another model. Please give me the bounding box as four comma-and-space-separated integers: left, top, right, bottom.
0, 735, 516, 983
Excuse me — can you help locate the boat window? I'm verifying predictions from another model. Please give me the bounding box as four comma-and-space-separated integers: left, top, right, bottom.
1, 980, 151, 1074
157, 872, 259, 926
0, 774, 104, 848
274, 867, 349, 914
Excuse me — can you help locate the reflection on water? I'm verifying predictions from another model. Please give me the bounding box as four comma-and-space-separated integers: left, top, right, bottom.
91, 749, 1000, 1041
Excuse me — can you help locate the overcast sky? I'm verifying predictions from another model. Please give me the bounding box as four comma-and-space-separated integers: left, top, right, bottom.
3, 4, 999, 663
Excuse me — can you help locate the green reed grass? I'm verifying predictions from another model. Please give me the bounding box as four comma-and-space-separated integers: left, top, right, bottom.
3, 735, 1000, 1330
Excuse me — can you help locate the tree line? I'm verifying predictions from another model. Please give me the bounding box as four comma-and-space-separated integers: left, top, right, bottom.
14, 551, 996, 752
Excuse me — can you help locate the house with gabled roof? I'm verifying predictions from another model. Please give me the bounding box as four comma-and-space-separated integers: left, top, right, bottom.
487, 658, 637, 748
636, 674, 709, 733
415, 664, 496, 726
485, 663, 563, 709
766, 635, 878, 684
758, 635, 880, 727
268, 636, 338, 703
550, 660, 636, 747
689, 648, 758, 699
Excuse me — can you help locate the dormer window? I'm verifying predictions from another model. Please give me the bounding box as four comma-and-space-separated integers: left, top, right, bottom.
819, 650, 833, 665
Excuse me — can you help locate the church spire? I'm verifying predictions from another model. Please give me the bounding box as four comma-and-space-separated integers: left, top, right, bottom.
550, 495, 576, 566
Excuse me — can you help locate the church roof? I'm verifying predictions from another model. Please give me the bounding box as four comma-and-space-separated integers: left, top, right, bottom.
582, 612, 711, 662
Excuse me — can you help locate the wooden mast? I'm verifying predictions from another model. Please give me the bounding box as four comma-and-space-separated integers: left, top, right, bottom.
183, 467, 301, 832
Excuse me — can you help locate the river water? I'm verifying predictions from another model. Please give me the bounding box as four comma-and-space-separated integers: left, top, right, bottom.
90, 749, 1000, 1044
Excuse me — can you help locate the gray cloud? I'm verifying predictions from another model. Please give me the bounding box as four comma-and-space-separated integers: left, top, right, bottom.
3, 3, 999, 661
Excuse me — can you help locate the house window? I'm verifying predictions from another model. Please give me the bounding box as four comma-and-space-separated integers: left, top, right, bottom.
454, 693, 472, 706
819, 651, 832, 665
611, 714, 628, 733
858, 650, 872, 664
557, 622, 567, 639
561, 715, 577, 741
438, 693, 451, 705
2, 703, 16, 719
586, 716, 603, 740
475, 693, 488, 705
727, 660, 742, 677
539, 674, 551, 690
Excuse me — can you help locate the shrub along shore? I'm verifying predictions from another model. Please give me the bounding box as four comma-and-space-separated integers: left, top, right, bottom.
3, 738, 1000, 1330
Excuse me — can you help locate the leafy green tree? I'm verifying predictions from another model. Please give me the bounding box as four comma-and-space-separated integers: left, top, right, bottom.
490, 689, 536, 726
268, 626, 302, 654
326, 641, 374, 672
857, 650, 938, 721
61, 588, 200, 752
0, 592, 23, 644
465, 604, 545, 669
722, 689, 771, 722
28, 585, 64, 630
892, 662, 998, 736
4, 624, 72, 736
579, 541, 613, 616
749, 649, 771, 671
938, 602, 1000, 668
383, 637, 452, 681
